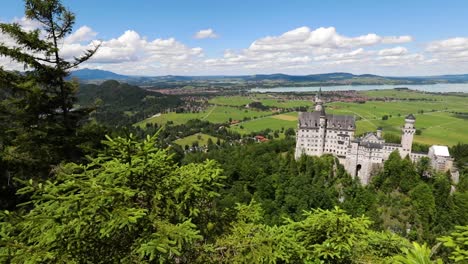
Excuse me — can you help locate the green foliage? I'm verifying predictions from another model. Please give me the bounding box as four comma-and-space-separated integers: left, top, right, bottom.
185, 139, 356, 225
372, 151, 419, 193
291, 207, 372, 263
439, 225, 468, 262
410, 183, 436, 239
366, 231, 412, 261
204, 201, 303, 263
451, 143, 468, 174
0, 134, 224, 263
202, 204, 411, 264
393, 242, 442, 264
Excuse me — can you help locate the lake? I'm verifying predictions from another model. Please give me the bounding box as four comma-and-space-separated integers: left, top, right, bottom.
251, 83, 468, 93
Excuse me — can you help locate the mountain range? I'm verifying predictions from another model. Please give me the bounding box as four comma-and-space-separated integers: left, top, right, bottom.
69, 68, 468, 87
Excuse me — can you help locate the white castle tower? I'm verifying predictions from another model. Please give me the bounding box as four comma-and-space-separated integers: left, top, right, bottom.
400, 114, 416, 157
316, 88, 326, 155
315, 87, 323, 112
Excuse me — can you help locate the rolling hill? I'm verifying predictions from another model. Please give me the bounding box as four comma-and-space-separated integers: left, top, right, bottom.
70, 69, 468, 87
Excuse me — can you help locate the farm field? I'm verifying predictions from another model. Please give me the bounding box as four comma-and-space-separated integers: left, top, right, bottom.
230, 113, 298, 135
209, 95, 312, 109
136, 105, 275, 127
174, 133, 220, 147
208, 96, 252, 107
353, 111, 468, 146
327, 101, 449, 120
363, 89, 468, 101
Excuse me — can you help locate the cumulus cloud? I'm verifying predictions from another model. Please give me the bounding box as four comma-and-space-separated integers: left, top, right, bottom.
200, 27, 420, 74
0, 17, 205, 74
194, 28, 218, 39
11, 16, 42, 31
378, 46, 408, 56
4, 17, 468, 76
426, 37, 468, 64
248, 26, 412, 52
427, 37, 468, 53
65, 26, 97, 43
62, 29, 204, 74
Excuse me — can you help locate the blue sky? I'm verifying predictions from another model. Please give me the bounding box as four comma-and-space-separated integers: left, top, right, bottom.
2, 0, 468, 75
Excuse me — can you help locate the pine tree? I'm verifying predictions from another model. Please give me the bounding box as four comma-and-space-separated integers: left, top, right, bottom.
0, 134, 224, 263
0, 0, 99, 209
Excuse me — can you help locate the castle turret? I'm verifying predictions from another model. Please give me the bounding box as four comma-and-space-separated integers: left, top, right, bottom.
400, 114, 416, 157
317, 108, 326, 155
315, 87, 323, 112
376, 127, 382, 139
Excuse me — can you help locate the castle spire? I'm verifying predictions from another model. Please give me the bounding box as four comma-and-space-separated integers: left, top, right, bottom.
315, 87, 324, 112
400, 113, 416, 157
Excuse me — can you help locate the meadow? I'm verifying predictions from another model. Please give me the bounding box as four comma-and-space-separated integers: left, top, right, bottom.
230, 112, 298, 135
208, 95, 312, 109
136, 105, 275, 127
174, 133, 220, 147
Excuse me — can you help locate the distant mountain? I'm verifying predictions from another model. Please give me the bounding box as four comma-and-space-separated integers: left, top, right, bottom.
70, 68, 129, 80
70, 69, 468, 87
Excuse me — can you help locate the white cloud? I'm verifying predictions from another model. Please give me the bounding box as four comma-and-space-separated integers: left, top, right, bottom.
0, 17, 44, 71
194, 28, 218, 39
3, 18, 468, 76
65, 26, 97, 43
420, 37, 468, 74
427, 37, 468, 53
378, 46, 408, 56
248, 26, 412, 53
200, 27, 420, 75
12, 16, 42, 31
75, 30, 205, 74
0, 18, 205, 75
426, 37, 468, 62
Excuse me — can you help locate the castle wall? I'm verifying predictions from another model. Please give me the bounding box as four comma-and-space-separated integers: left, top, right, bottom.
382, 145, 401, 158
409, 153, 428, 163
295, 127, 323, 158
400, 118, 416, 157
345, 142, 385, 184
295, 126, 354, 159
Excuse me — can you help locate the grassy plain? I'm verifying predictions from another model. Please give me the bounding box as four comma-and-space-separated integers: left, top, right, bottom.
174, 133, 220, 147
208, 95, 312, 109
230, 114, 297, 135
137, 105, 275, 127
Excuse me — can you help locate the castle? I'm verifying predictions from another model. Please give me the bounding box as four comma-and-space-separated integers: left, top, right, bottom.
295, 89, 454, 184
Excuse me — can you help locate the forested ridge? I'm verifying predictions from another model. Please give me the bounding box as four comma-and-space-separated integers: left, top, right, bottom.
1, 0, 468, 263
77, 80, 183, 126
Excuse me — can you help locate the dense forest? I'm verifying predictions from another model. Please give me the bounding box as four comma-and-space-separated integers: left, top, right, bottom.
77, 80, 183, 126
1, 0, 468, 263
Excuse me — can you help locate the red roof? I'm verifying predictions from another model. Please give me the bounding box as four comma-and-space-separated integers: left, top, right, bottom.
255, 135, 269, 142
